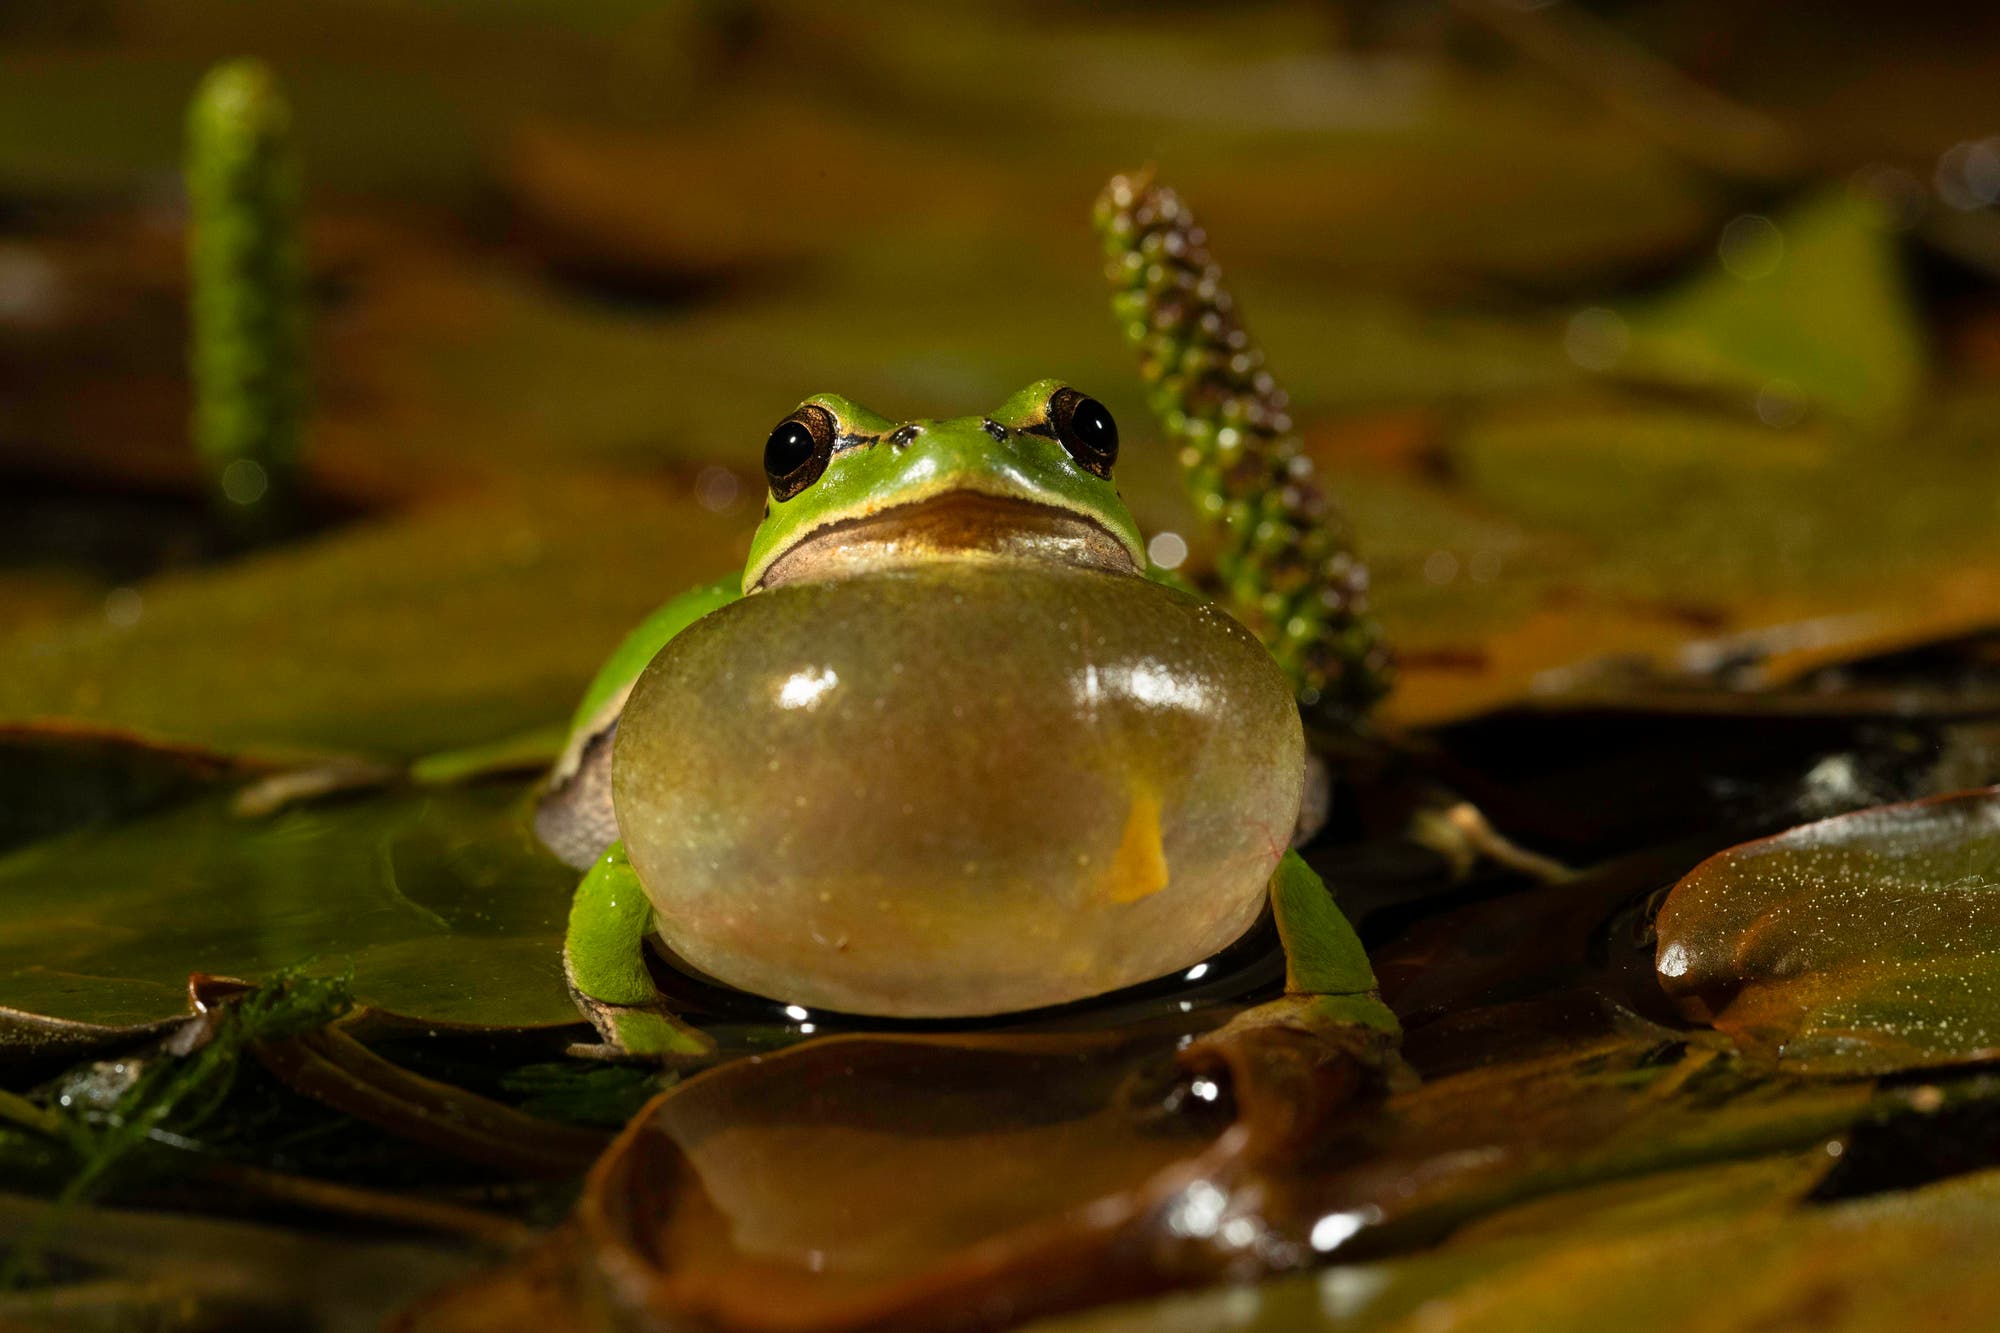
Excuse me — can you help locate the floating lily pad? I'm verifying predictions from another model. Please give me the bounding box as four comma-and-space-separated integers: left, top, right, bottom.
0, 780, 578, 1040
1402, 385, 2000, 723
1259, 1022, 1874, 1260
0, 723, 249, 855
1655, 787, 2000, 1076
1022, 1153, 1830, 1333
0, 481, 742, 761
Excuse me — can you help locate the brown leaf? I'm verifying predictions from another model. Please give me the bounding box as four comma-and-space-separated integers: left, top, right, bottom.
1655, 786, 2000, 1075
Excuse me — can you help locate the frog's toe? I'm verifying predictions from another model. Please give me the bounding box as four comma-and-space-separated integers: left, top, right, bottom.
567, 992, 716, 1067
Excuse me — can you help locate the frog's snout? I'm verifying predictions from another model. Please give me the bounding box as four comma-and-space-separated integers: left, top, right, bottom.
883, 418, 1015, 452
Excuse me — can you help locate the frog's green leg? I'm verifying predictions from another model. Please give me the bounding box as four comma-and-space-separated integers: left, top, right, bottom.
564, 843, 716, 1065
1266, 850, 1400, 1037
408, 722, 569, 786
1270, 851, 1375, 997
1190, 852, 1400, 1059
564, 576, 742, 749
1180, 852, 1407, 1115
536, 576, 740, 869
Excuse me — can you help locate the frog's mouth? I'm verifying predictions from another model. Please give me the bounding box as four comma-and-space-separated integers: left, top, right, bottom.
752, 490, 1143, 592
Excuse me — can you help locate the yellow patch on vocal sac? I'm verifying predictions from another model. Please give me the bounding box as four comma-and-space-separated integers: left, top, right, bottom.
1098, 786, 1169, 904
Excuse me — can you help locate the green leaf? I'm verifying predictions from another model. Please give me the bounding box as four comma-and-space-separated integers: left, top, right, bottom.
0, 782, 579, 1041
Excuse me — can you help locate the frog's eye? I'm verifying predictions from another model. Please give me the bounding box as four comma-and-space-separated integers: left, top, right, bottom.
1049, 388, 1117, 479
765, 404, 837, 501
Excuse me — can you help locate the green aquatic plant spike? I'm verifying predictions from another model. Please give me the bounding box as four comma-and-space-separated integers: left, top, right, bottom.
1095, 171, 1391, 724
186, 58, 308, 526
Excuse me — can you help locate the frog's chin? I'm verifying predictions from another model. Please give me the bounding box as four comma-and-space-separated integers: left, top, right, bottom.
751, 490, 1143, 591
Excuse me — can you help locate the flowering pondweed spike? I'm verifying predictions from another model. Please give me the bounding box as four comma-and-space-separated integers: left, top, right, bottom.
1094, 170, 1391, 725
186, 58, 306, 529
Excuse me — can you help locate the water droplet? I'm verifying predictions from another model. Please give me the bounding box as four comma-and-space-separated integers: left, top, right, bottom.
695, 465, 741, 512
1659, 940, 1690, 978
1423, 550, 1459, 585
103, 586, 143, 628
220, 458, 268, 506
1564, 306, 1629, 371
1718, 214, 1785, 280
1755, 380, 1807, 429
1146, 530, 1189, 570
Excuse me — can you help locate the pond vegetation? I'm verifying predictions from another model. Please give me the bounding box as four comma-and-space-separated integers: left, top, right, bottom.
3, 4, 2000, 1329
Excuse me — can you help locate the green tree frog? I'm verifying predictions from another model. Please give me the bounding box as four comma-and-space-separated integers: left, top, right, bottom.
535, 380, 1384, 1061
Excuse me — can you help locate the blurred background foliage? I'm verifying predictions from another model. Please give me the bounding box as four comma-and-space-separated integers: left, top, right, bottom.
6, 0, 2000, 760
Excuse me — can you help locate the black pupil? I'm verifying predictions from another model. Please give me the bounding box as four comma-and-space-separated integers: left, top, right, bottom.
765, 420, 818, 478
1071, 397, 1117, 457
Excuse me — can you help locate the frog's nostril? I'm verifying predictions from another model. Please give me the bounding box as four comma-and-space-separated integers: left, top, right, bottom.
982, 418, 1008, 443
888, 424, 923, 448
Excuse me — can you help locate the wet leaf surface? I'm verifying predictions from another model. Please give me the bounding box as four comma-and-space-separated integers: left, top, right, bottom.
404, 1008, 1375, 1332
0, 723, 250, 856
1655, 787, 2000, 1076
404, 986, 1910, 1331
0, 781, 579, 1038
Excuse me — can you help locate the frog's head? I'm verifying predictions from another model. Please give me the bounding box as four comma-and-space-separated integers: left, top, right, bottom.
743, 379, 1146, 592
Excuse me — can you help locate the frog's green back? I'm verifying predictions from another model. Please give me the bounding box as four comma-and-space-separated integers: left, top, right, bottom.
565, 576, 740, 743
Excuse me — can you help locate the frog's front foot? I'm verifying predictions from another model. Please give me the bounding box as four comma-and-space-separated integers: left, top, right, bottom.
563, 842, 716, 1066
562, 981, 715, 1065
1231, 851, 1406, 1067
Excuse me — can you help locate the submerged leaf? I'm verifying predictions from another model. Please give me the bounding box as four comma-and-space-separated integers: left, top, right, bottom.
1655, 787, 2000, 1075
252, 1022, 606, 1176
404, 1005, 1392, 1331
1030, 1156, 2000, 1333
406, 1003, 1887, 1331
